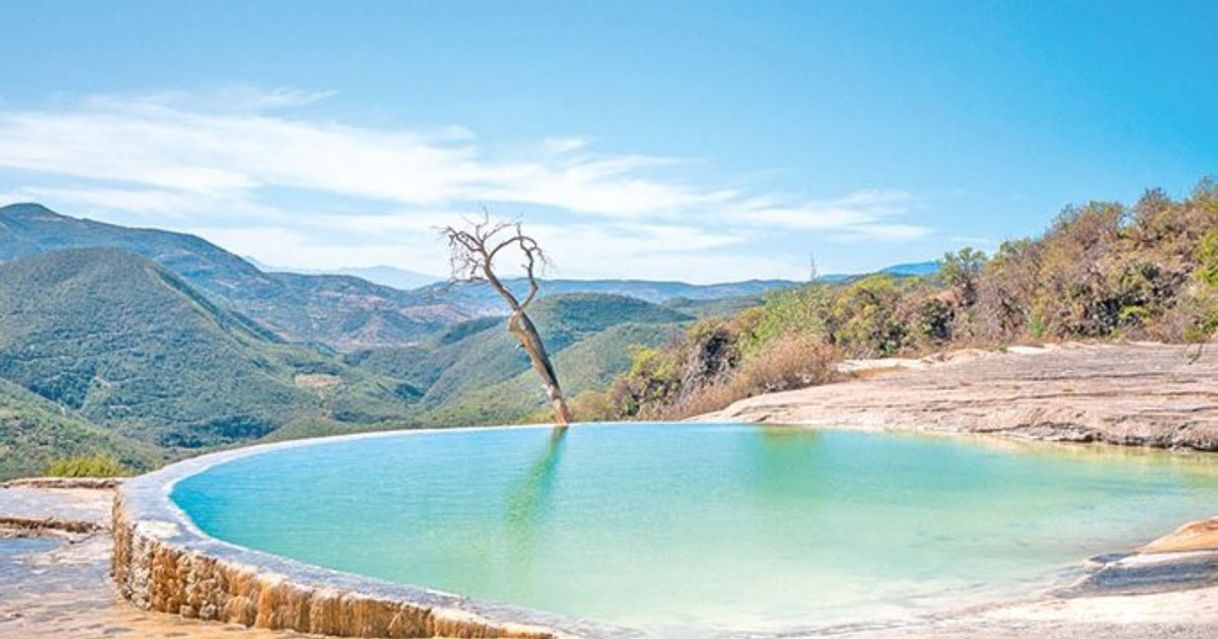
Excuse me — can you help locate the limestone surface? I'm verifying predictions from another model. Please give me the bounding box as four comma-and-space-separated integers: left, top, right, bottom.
700, 342, 1218, 450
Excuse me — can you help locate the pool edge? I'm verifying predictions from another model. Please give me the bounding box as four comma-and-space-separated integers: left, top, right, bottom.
110, 425, 640, 639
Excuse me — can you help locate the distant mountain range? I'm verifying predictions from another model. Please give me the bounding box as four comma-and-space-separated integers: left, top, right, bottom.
0, 204, 937, 346
818, 261, 940, 283
329, 265, 441, 290
0, 203, 455, 350
879, 261, 940, 277
414, 277, 804, 317
246, 259, 442, 292
0, 203, 808, 350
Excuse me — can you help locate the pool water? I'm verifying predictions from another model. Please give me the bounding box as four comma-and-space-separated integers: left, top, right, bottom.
172, 423, 1218, 637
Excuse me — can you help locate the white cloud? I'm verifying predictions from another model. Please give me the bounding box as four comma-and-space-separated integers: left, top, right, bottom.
8, 185, 298, 227
186, 217, 752, 280
728, 189, 931, 241
0, 92, 719, 214
0, 88, 938, 281
185, 225, 451, 276
82, 86, 337, 113
947, 235, 996, 248
542, 136, 593, 154
829, 224, 933, 242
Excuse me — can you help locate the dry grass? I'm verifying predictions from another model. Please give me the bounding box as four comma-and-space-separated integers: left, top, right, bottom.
658, 335, 839, 420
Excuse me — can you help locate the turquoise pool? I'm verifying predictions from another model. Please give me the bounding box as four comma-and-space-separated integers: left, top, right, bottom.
171, 423, 1218, 637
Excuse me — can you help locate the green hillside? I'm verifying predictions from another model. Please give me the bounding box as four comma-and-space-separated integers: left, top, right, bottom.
0, 247, 414, 450
421, 321, 683, 425
0, 250, 697, 476
351, 293, 690, 423
0, 203, 453, 350
416, 277, 799, 316
664, 294, 769, 318
0, 378, 162, 480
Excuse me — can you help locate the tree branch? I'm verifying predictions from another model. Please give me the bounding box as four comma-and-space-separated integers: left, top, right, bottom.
437, 213, 572, 425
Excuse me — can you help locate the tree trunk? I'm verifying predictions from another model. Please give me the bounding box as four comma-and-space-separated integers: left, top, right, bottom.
447, 223, 574, 428
508, 310, 573, 425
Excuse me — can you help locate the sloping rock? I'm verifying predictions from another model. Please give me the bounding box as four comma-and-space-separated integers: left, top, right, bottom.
1142, 518, 1218, 553
700, 343, 1218, 450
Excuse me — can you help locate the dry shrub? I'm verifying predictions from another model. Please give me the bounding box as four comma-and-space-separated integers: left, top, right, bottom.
732, 334, 838, 394
567, 388, 618, 422
655, 383, 742, 421
657, 335, 839, 420
1154, 284, 1218, 342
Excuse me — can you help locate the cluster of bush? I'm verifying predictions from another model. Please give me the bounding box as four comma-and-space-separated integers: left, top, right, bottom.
45, 454, 128, 477
573, 179, 1218, 421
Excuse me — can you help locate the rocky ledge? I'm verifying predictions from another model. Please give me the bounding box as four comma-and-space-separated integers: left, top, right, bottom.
700, 342, 1218, 450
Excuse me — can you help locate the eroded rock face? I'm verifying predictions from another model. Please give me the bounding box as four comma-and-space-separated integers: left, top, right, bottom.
700, 343, 1218, 451
110, 494, 571, 639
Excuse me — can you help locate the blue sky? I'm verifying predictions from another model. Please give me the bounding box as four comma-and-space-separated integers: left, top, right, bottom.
1, 0, 1215, 282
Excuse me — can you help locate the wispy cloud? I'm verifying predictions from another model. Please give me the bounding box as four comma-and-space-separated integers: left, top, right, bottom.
0, 87, 936, 281
81, 86, 338, 113
731, 189, 930, 241
0, 90, 716, 213
947, 235, 997, 248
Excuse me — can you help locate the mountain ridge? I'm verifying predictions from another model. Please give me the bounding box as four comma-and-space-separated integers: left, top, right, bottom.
0, 203, 938, 348
0, 203, 454, 349
0, 247, 415, 450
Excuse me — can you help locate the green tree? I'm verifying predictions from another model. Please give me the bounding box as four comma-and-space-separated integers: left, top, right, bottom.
939, 247, 987, 306
738, 284, 830, 356
829, 275, 908, 356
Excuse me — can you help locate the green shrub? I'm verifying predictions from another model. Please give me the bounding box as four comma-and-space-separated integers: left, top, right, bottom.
914, 297, 954, 343
829, 275, 909, 356
738, 285, 830, 356
1186, 230, 1218, 343
1197, 230, 1218, 287
45, 454, 128, 478
938, 247, 987, 305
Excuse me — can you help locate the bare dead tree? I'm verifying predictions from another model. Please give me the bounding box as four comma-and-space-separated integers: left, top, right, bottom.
440, 216, 574, 425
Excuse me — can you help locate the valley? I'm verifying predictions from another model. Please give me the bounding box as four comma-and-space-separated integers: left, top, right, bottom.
0, 203, 805, 478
